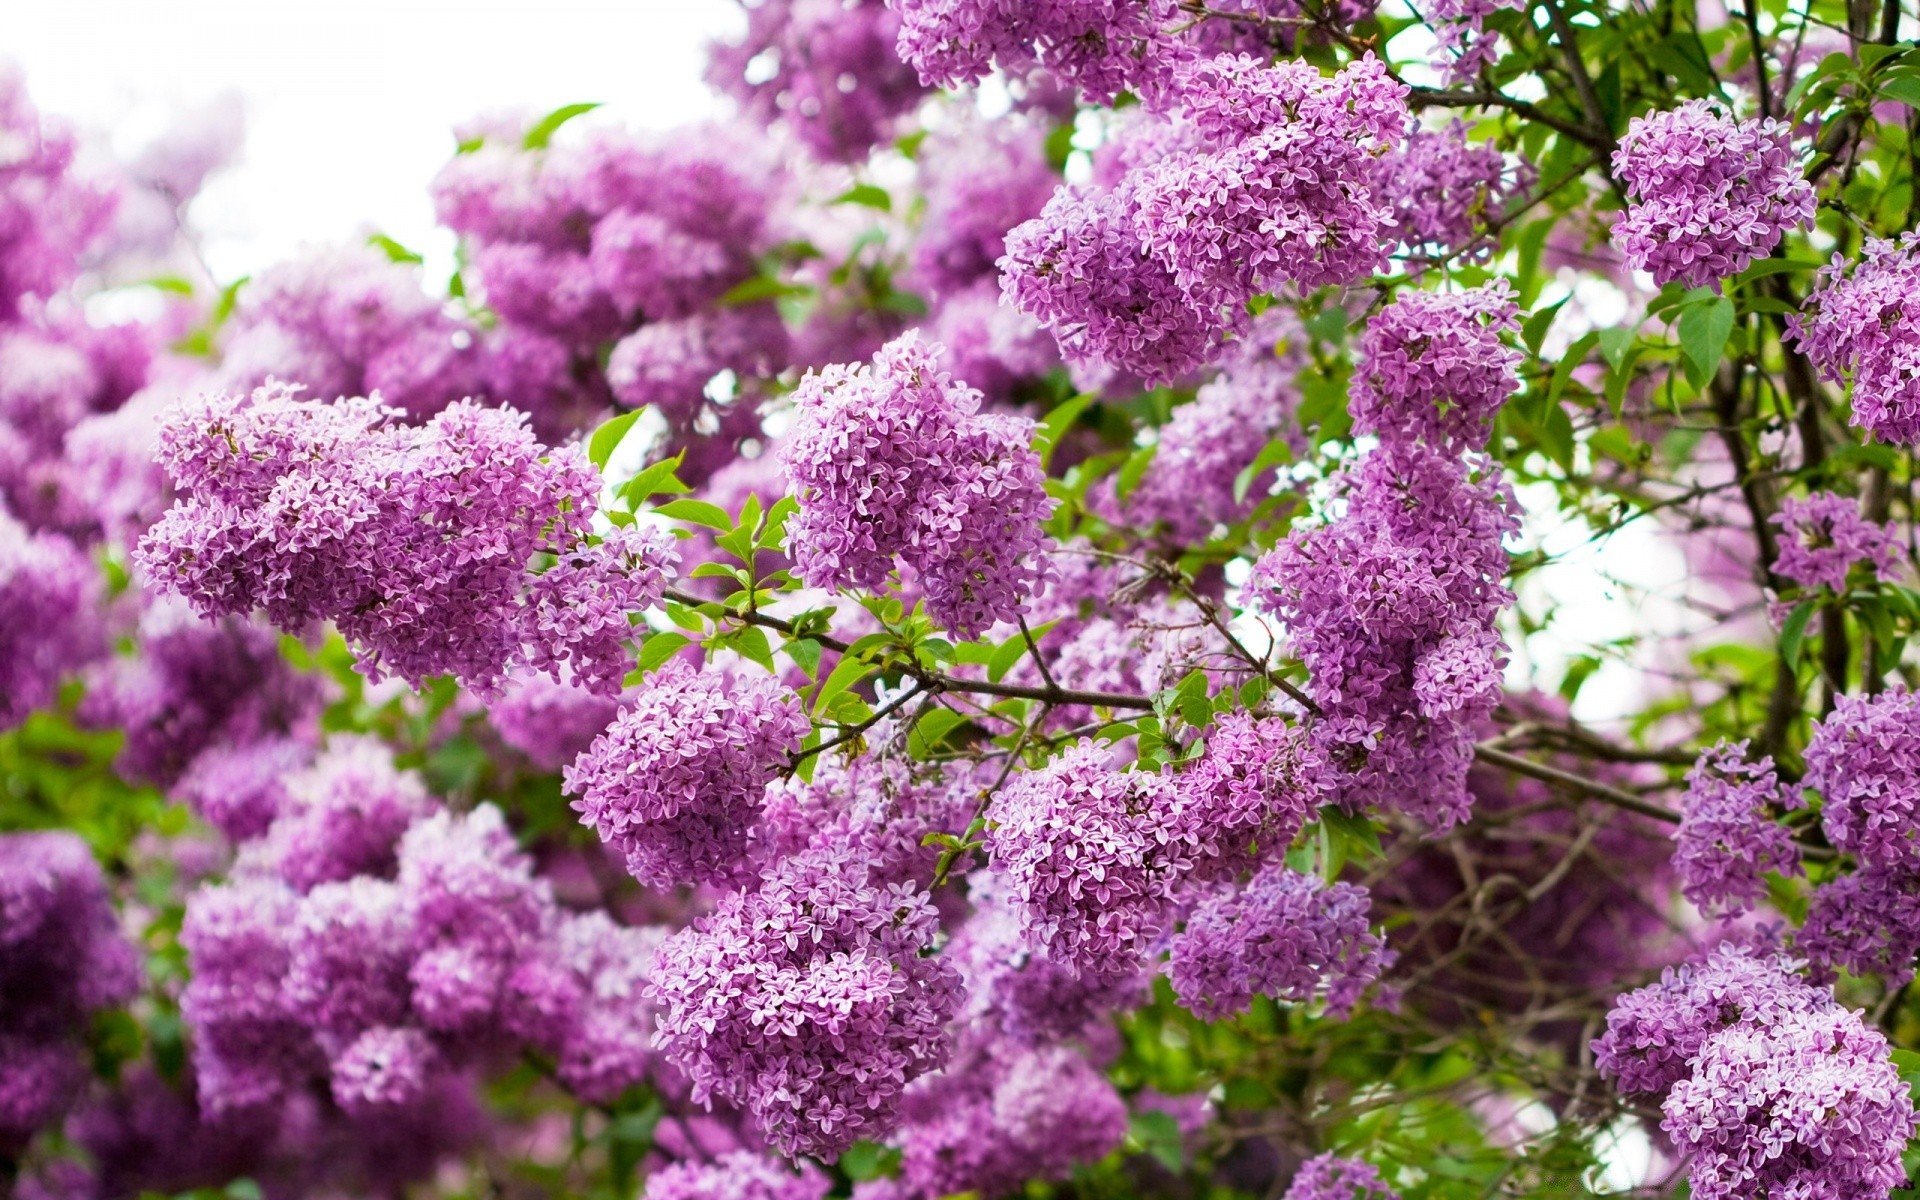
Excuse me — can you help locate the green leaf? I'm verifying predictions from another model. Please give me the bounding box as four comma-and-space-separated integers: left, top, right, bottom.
522, 102, 601, 149
637, 631, 690, 673
588, 410, 644, 472
1779, 599, 1816, 670
717, 625, 775, 671
654, 499, 732, 530
987, 633, 1031, 683
1036, 393, 1094, 468
1521, 297, 1567, 357
1677, 296, 1735, 384
813, 654, 872, 716
908, 709, 967, 759
1883, 74, 1920, 110
718, 273, 811, 307
1233, 436, 1294, 504
619, 454, 691, 508
366, 233, 423, 265
1596, 326, 1636, 373
832, 183, 892, 211
786, 637, 823, 680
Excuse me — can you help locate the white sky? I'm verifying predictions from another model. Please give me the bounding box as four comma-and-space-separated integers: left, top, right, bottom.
1, 0, 743, 279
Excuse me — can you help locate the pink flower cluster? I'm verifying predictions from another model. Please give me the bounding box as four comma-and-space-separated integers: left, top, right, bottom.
1350, 282, 1520, 451
1771, 490, 1904, 593
1610, 100, 1814, 291
1673, 741, 1801, 917
1788, 233, 1920, 444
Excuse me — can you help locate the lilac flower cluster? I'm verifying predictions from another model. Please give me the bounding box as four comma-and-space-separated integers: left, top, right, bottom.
709, 0, 930, 161
1282, 1153, 1401, 1200
1788, 234, 1920, 443
1600, 945, 1912, 1200
0, 833, 140, 1152
1169, 864, 1393, 1020
1420, 0, 1526, 83
645, 1152, 829, 1200
138, 384, 673, 696
1001, 56, 1408, 383
890, 0, 1182, 106
0, 505, 103, 729
1247, 444, 1517, 828
0, 68, 117, 321
781, 333, 1054, 637
1115, 312, 1307, 544
858, 1041, 1129, 1200
1673, 741, 1800, 917
563, 662, 809, 889
985, 741, 1199, 978
1807, 689, 1920, 875
0, 311, 151, 529
1349, 283, 1520, 451
1610, 100, 1815, 291
1798, 867, 1920, 985
1173, 713, 1325, 879
911, 119, 1058, 301
213, 243, 480, 421
1375, 121, 1530, 262
489, 672, 623, 772
1771, 490, 1903, 593
647, 844, 962, 1157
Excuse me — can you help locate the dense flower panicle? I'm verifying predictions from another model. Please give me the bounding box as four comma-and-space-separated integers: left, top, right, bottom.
565, 663, 809, 889
251, 736, 435, 892
504, 910, 665, 1102
0, 69, 118, 319
1610, 100, 1815, 290
1806, 689, 1920, 875
1001, 55, 1406, 383
1282, 1153, 1402, 1200
605, 304, 789, 419
1116, 312, 1307, 543
1663, 1006, 1914, 1200
329, 1025, 437, 1116
1673, 740, 1801, 917
998, 186, 1221, 384
520, 524, 677, 695
926, 282, 1060, 402
859, 1041, 1128, 1200
1349, 283, 1520, 452
0, 509, 102, 729
890, 0, 1184, 105
77, 595, 316, 793
781, 333, 1053, 636
985, 741, 1200, 978
1173, 714, 1324, 879
0, 314, 152, 524
1375, 121, 1529, 261
709, 0, 930, 161
1592, 942, 1832, 1096
648, 844, 963, 1157
645, 1151, 831, 1200
0, 833, 140, 1149
1168, 865, 1393, 1020
1421, 0, 1526, 82
948, 873, 1146, 1045
172, 737, 311, 842
1771, 491, 1903, 592
213, 243, 480, 419
137, 384, 617, 696
1245, 444, 1517, 827
1797, 866, 1920, 985
912, 120, 1058, 301
177, 878, 312, 1114
488, 673, 624, 772
1788, 234, 1920, 443
282, 876, 416, 1040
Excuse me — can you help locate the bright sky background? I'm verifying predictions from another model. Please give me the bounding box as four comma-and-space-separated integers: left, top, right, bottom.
0, 0, 742, 279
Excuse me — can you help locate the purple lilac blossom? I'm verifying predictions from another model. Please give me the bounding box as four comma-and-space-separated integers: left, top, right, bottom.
710, 0, 930, 161
890, 0, 1185, 106
781, 332, 1054, 637
645, 1151, 831, 1200
1245, 444, 1517, 829
647, 843, 963, 1157
859, 1041, 1128, 1200
1421, 0, 1526, 83
488, 673, 624, 772
1797, 866, 1920, 985
911, 118, 1058, 301
1771, 490, 1903, 592
1168, 864, 1394, 1020
1375, 121, 1530, 262
137, 384, 666, 698
1662, 1005, 1914, 1200
0, 833, 140, 1151
1281, 1153, 1402, 1200
0, 69, 118, 320
985, 740, 1201, 978
1788, 233, 1920, 443
0, 508, 103, 729
1610, 100, 1815, 291
1673, 740, 1801, 917
1172, 713, 1325, 879
1349, 282, 1519, 452
1806, 689, 1920, 875
564, 662, 809, 889
250, 735, 435, 892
